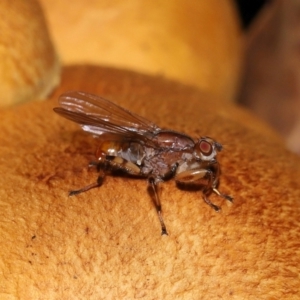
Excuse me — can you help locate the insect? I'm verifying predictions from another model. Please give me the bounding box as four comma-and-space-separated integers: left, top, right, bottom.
54, 91, 233, 235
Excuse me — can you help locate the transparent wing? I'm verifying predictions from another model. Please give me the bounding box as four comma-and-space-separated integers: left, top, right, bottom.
54, 91, 160, 144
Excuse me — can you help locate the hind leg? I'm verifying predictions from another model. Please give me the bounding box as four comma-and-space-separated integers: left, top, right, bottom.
69, 155, 143, 196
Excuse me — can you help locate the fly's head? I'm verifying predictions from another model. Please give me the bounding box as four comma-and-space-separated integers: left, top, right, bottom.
194, 137, 222, 162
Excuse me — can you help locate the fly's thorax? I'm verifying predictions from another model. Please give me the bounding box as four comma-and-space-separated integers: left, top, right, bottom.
193, 137, 222, 161
152, 130, 195, 150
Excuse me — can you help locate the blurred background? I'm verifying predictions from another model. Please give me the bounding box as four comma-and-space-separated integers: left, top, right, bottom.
235, 0, 267, 28
1, 0, 299, 155
236, 0, 300, 154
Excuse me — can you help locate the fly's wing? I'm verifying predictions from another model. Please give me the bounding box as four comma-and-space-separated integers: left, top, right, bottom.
54, 91, 160, 145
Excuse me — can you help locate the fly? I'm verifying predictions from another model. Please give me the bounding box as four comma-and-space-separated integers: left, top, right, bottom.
54, 91, 233, 235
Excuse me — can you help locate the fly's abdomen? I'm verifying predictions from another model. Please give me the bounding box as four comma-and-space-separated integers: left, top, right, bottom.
96, 140, 146, 166
95, 141, 145, 175
95, 141, 121, 158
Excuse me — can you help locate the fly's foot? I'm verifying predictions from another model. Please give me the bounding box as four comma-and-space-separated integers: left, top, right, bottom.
213, 188, 233, 203
69, 189, 81, 196
203, 195, 221, 212
224, 194, 233, 202
211, 203, 221, 212
161, 225, 168, 236
157, 210, 168, 236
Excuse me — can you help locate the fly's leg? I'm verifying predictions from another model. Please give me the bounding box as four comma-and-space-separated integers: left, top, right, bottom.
88, 161, 98, 168
147, 163, 178, 235
160, 162, 179, 181
201, 169, 222, 211
203, 191, 221, 212
148, 177, 168, 235
212, 188, 233, 202
69, 161, 107, 196
105, 155, 142, 175
175, 168, 229, 212
69, 155, 143, 196
69, 175, 104, 196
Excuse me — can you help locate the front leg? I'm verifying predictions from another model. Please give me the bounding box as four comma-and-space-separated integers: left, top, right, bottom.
175, 168, 232, 211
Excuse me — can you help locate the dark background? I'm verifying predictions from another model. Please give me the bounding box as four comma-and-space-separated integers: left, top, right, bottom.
235, 0, 267, 27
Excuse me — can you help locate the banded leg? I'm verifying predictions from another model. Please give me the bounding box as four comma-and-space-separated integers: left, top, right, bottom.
175, 168, 232, 211
147, 164, 178, 235
69, 155, 143, 196
212, 187, 233, 202
148, 177, 168, 235
69, 162, 107, 196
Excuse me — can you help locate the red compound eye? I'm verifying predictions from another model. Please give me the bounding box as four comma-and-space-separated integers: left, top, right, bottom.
199, 140, 212, 156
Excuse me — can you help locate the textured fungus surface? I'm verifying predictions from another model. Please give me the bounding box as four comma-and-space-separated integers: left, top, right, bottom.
0, 66, 299, 299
